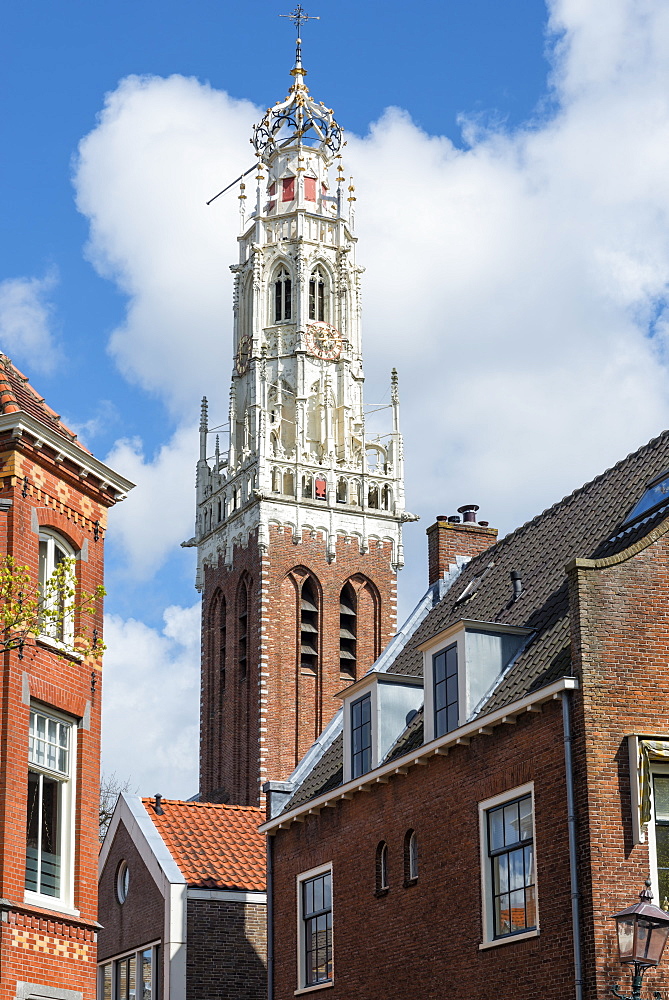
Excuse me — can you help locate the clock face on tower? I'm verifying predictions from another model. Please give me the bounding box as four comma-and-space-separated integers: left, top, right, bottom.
306, 322, 342, 361
235, 335, 252, 375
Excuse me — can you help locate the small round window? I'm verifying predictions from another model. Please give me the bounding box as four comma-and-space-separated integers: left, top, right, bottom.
116, 860, 130, 903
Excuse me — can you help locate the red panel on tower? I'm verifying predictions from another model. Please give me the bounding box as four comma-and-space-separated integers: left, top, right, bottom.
282, 177, 295, 201
315, 477, 327, 499
304, 177, 317, 201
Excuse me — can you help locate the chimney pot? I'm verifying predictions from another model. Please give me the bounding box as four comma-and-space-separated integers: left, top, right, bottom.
448, 515, 461, 523
479, 521, 489, 527
426, 510, 498, 586
458, 504, 480, 524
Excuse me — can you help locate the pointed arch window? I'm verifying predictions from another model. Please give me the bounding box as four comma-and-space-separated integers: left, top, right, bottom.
238, 582, 248, 680
309, 267, 326, 322
404, 830, 418, 885
339, 583, 357, 679
218, 596, 227, 694
300, 578, 319, 674
274, 267, 292, 323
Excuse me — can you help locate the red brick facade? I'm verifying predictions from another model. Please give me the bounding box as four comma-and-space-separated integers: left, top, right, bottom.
200, 525, 398, 806
0, 396, 128, 999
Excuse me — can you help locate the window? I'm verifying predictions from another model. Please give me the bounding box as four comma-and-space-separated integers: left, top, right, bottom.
309, 267, 326, 322
299, 868, 332, 988
375, 841, 388, 894
25, 707, 75, 906
274, 267, 292, 322
652, 770, 669, 907
300, 578, 319, 674
339, 583, 357, 680
116, 860, 130, 903
237, 582, 248, 679
433, 643, 458, 738
98, 945, 159, 1000
480, 787, 536, 943
351, 693, 372, 778
38, 530, 75, 645
404, 829, 418, 884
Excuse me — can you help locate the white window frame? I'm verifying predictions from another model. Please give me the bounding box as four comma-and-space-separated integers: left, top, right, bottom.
25, 704, 78, 914
478, 782, 539, 949
295, 862, 333, 995
645, 762, 669, 906
97, 942, 160, 1000
38, 529, 76, 648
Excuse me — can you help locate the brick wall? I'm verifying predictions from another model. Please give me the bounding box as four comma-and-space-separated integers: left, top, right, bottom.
0, 426, 117, 1000
200, 524, 398, 807
426, 515, 498, 586
568, 525, 669, 998
98, 821, 165, 963
186, 898, 266, 1000
270, 702, 575, 1000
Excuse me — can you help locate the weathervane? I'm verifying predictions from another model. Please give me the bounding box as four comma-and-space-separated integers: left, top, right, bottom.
279, 5, 319, 65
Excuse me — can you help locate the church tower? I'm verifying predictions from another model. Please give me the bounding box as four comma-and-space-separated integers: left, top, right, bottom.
194, 19, 411, 806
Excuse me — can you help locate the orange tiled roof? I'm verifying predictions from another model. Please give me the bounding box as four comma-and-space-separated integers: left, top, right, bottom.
0, 353, 89, 453
142, 798, 266, 892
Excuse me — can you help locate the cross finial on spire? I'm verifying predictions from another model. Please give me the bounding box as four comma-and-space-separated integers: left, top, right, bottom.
280, 5, 319, 69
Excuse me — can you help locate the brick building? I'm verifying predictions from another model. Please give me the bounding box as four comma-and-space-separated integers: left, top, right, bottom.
97, 797, 266, 1000
0, 355, 132, 1000
261, 430, 669, 1000
189, 30, 414, 807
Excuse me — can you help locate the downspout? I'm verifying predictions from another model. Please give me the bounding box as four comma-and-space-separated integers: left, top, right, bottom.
562, 690, 583, 1000
267, 833, 274, 1000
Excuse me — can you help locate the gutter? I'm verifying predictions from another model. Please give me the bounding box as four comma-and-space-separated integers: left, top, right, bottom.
260, 675, 579, 834
561, 690, 583, 1000
267, 834, 274, 1000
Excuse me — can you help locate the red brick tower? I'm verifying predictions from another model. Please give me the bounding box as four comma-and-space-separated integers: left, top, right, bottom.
194, 37, 413, 806
0, 356, 132, 1000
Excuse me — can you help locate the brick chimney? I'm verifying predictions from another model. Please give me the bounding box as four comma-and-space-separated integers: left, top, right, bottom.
426, 506, 498, 586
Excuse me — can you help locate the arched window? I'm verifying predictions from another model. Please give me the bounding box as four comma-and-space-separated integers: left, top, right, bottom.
339, 583, 357, 679
238, 582, 248, 680
300, 578, 319, 674
336, 478, 347, 504
404, 830, 418, 884
368, 485, 379, 509
274, 267, 292, 323
218, 596, 227, 693
375, 841, 389, 894
302, 475, 313, 499
38, 530, 75, 645
308, 266, 326, 322
382, 485, 392, 511
283, 471, 295, 496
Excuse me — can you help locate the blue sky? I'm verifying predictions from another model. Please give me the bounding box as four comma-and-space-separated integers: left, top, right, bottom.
3, 0, 669, 796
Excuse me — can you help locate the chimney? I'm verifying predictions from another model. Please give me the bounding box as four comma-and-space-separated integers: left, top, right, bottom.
426, 507, 498, 586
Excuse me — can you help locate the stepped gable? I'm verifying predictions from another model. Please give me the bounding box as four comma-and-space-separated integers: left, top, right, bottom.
280, 429, 669, 811
0, 353, 89, 452
143, 798, 265, 891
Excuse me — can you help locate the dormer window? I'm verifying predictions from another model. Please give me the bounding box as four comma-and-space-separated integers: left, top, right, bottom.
421, 621, 532, 743
338, 672, 423, 782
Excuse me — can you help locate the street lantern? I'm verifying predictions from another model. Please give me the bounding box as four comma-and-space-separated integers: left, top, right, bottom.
611, 880, 669, 999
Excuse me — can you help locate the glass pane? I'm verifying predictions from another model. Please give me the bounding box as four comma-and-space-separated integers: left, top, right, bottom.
313, 877, 323, 913
446, 674, 457, 705
141, 950, 152, 1000
446, 644, 457, 677
617, 916, 635, 960
446, 703, 458, 732
656, 777, 669, 821
494, 854, 509, 894
657, 825, 669, 906
508, 847, 525, 891
524, 844, 534, 886
496, 893, 511, 936
304, 879, 313, 916
489, 807, 504, 852
433, 652, 445, 682
128, 955, 136, 1000
118, 959, 128, 1000
510, 888, 525, 932
434, 682, 446, 711
519, 796, 533, 839
25, 771, 40, 892
323, 873, 331, 909
525, 884, 537, 929
101, 964, 112, 1000
504, 802, 520, 846
39, 775, 61, 896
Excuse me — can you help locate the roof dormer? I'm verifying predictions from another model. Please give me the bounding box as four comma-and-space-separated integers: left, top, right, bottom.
419, 620, 532, 743
337, 671, 424, 783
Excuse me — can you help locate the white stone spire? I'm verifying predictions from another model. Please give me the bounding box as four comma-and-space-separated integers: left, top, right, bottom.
193, 28, 410, 589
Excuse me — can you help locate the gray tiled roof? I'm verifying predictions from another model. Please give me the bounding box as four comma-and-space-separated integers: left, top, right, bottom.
281, 429, 669, 812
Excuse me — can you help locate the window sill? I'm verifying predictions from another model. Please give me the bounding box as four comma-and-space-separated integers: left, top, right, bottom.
479, 929, 539, 950
24, 891, 80, 919
403, 877, 418, 889
374, 887, 389, 898
36, 635, 83, 663
294, 983, 333, 996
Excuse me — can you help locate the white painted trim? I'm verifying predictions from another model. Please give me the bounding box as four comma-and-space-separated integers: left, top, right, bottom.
187, 888, 267, 903
629, 735, 643, 845
478, 929, 540, 950
0, 413, 134, 495
478, 781, 537, 947
260, 676, 578, 834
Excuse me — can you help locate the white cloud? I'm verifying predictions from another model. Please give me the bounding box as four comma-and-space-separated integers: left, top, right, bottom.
0, 269, 60, 373
102, 603, 200, 798
104, 423, 197, 580
78, 0, 669, 780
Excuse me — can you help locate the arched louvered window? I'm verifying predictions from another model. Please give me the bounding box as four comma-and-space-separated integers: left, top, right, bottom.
300, 578, 319, 674
274, 267, 292, 323
308, 266, 326, 322
218, 596, 227, 693
404, 829, 418, 884
238, 582, 248, 679
375, 841, 389, 894
339, 583, 357, 679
